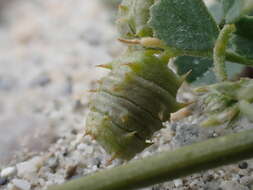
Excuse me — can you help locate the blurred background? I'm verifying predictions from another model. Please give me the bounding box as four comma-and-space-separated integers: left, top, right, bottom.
0, 0, 123, 165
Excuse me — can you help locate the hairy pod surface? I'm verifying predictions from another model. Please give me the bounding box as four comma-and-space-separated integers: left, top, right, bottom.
197, 78, 253, 127
85, 49, 183, 160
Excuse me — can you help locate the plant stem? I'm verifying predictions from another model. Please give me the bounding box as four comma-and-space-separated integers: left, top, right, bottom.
226, 51, 253, 66
214, 24, 236, 81
157, 41, 253, 67
48, 129, 253, 190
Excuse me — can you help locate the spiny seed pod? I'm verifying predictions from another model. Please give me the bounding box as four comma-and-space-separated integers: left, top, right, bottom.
196, 78, 253, 127
117, 0, 154, 38
85, 49, 184, 160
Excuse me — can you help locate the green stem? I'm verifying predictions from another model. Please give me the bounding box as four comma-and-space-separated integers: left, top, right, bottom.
163, 47, 212, 60
48, 129, 253, 190
160, 41, 253, 67
214, 24, 236, 81
226, 51, 253, 66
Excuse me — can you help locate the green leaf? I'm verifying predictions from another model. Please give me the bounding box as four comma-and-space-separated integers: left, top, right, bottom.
235, 16, 253, 40
174, 56, 213, 83
174, 56, 245, 85
207, 0, 224, 25
222, 0, 253, 23
222, 0, 236, 16
229, 34, 253, 60
149, 0, 219, 53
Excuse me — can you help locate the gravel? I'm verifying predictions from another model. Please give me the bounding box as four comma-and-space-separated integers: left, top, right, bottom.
0, 167, 16, 178
0, 0, 253, 190
12, 179, 31, 190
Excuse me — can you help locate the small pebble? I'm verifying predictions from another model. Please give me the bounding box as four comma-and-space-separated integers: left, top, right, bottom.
239, 162, 248, 169
47, 157, 59, 172
231, 174, 241, 181
220, 181, 249, 190
77, 143, 87, 151
30, 73, 51, 87
16, 157, 43, 178
62, 150, 68, 157
1, 167, 16, 178
71, 129, 78, 135
92, 157, 102, 168
6, 183, 15, 190
0, 177, 8, 186
65, 165, 78, 179
85, 146, 93, 154
203, 174, 214, 182
12, 179, 31, 190
70, 134, 84, 147
0, 76, 16, 91
174, 179, 183, 187
62, 76, 73, 95
239, 176, 253, 186
73, 100, 84, 112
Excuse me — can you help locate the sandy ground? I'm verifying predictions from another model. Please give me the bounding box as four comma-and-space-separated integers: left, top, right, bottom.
0, 0, 122, 165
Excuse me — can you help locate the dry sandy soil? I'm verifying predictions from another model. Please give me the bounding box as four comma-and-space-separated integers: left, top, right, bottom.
0, 0, 122, 165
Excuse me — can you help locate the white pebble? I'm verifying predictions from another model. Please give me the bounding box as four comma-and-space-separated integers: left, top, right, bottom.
220, 181, 248, 190
85, 146, 93, 154
174, 179, 183, 187
12, 179, 31, 190
16, 157, 43, 178
71, 134, 84, 147
239, 176, 253, 186
6, 183, 14, 190
1, 167, 16, 177
77, 143, 86, 151
189, 179, 200, 187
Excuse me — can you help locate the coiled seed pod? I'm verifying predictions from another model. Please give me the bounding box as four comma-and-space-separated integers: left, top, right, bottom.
85, 49, 184, 160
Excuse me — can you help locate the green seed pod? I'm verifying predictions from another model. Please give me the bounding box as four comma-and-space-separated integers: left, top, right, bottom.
117, 0, 154, 38
85, 49, 184, 160
197, 78, 253, 127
